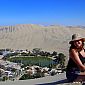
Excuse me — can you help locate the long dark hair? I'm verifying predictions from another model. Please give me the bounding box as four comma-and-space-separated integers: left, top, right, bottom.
69, 40, 84, 52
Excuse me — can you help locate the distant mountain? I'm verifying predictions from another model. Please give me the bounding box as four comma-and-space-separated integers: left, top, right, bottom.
0, 24, 85, 57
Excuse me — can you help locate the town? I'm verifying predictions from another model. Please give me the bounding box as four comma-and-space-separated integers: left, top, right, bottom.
0, 48, 66, 81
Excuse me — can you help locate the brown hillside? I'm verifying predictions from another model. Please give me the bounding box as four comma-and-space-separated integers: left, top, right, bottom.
0, 24, 85, 57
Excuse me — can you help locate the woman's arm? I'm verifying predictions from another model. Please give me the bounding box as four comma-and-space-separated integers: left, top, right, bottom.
70, 49, 85, 71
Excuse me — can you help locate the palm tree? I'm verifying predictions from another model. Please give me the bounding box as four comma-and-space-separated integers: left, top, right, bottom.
58, 53, 66, 68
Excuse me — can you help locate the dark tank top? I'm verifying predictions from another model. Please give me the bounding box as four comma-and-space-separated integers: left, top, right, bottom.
66, 50, 85, 71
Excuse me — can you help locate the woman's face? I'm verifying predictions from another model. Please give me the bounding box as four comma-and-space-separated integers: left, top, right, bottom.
74, 40, 83, 49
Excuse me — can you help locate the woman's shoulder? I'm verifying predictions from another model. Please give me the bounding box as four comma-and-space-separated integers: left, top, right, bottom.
70, 48, 77, 53
69, 49, 78, 58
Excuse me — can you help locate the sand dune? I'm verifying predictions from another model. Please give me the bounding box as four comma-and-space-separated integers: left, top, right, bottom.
0, 73, 82, 85
0, 24, 85, 84
0, 24, 85, 57
0, 73, 67, 85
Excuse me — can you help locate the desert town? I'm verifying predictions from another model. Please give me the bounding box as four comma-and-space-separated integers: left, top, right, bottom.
0, 49, 65, 81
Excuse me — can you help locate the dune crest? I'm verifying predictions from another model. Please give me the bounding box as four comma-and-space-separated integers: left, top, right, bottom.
0, 24, 85, 57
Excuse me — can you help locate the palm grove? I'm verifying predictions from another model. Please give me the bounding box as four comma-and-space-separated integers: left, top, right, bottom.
1, 48, 66, 69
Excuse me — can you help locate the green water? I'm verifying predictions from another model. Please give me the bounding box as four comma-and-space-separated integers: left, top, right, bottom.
8, 56, 55, 67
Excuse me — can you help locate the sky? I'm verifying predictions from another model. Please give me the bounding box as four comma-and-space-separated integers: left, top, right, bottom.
0, 0, 85, 26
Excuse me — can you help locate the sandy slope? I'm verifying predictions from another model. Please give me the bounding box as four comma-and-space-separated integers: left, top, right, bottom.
0, 73, 82, 85
0, 73, 66, 85
0, 24, 84, 85
0, 24, 85, 57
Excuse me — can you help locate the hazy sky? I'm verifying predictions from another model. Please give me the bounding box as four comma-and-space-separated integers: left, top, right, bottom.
0, 0, 85, 26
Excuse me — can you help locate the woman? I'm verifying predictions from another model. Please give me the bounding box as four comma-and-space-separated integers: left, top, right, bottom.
66, 34, 85, 82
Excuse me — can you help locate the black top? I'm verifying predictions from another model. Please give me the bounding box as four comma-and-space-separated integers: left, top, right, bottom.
66, 50, 85, 72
